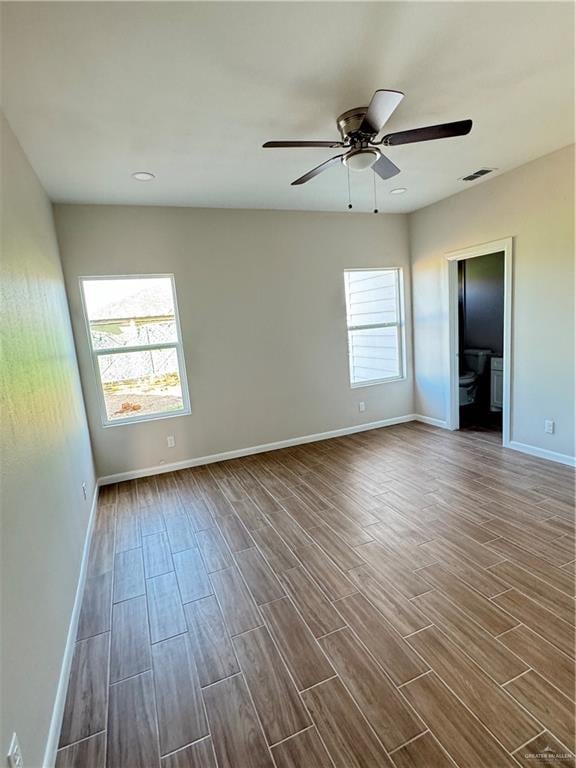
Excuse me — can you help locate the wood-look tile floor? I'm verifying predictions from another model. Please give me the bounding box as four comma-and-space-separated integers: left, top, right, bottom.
57, 423, 576, 768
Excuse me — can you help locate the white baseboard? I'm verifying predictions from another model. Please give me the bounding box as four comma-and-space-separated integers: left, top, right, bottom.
43, 483, 100, 768
508, 440, 576, 468
98, 414, 419, 485
412, 414, 450, 429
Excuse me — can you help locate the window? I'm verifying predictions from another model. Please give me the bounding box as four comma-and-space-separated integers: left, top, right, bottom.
344, 268, 404, 387
80, 275, 190, 425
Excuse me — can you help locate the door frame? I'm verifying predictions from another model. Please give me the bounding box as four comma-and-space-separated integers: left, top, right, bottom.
445, 237, 513, 446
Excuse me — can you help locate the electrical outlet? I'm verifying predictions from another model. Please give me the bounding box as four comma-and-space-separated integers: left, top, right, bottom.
7, 733, 23, 768
82, 482, 87, 501
358, 402, 366, 413
167, 436, 175, 448
544, 419, 555, 435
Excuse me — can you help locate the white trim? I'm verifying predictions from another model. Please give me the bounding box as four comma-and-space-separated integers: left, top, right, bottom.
413, 414, 450, 429
508, 440, 576, 468
43, 483, 100, 768
98, 414, 418, 484
445, 237, 513, 446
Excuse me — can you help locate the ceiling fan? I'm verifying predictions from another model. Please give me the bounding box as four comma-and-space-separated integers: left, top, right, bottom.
263, 90, 472, 185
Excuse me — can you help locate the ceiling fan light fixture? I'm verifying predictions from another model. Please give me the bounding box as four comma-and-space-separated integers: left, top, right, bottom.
343, 149, 379, 173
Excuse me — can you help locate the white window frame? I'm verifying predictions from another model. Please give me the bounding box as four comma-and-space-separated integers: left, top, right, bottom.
344, 267, 406, 389
79, 273, 191, 427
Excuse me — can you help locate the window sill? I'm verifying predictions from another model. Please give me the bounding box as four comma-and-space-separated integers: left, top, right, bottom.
350, 375, 406, 389
101, 407, 191, 428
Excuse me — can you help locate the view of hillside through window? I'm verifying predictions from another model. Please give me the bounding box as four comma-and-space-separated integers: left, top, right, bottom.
81, 276, 188, 422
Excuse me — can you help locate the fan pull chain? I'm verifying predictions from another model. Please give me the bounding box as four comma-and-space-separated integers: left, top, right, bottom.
373, 173, 379, 214
347, 166, 352, 210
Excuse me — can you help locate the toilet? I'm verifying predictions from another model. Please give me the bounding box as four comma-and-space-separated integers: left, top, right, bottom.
459, 348, 492, 406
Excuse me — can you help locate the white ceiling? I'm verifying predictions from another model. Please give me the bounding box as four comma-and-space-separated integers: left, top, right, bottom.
2, 2, 574, 213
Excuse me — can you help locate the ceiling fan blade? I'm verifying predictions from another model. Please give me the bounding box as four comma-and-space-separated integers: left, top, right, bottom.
263, 140, 344, 149
291, 155, 344, 185
372, 153, 401, 180
360, 89, 404, 135
381, 119, 473, 146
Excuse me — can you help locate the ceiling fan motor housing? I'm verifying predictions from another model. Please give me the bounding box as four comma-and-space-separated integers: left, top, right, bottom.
337, 107, 374, 140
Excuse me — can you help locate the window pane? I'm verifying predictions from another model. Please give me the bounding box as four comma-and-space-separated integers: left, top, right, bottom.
348, 327, 400, 384
345, 270, 398, 327
82, 277, 177, 349
97, 348, 184, 421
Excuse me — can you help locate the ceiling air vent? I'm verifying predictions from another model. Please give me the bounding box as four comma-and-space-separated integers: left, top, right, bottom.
461, 168, 495, 182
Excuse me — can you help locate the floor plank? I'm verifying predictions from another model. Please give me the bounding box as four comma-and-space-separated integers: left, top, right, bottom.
280, 496, 323, 530
251, 525, 299, 573
271, 728, 334, 768
161, 738, 217, 768
164, 511, 197, 553
498, 624, 575, 698
59, 633, 109, 746
202, 674, 275, 768
280, 566, 346, 638
319, 627, 425, 751
151, 634, 208, 755
55, 733, 106, 768
492, 589, 575, 658
210, 566, 262, 636
232, 627, 311, 744
183, 595, 240, 686
355, 542, 431, 599
76, 571, 112, 641
402, 672, 519, 768
348, 565, 431, 637
197, 527, 234, 572
406, 626, 541, 751
483, 518, 575, 565
488, 560, 575, 624
173, 547, 212, 604
390, 732, 456, 768
504, 670, 576, 752
260, 597, 334, 690
146, 572, 187, 644
487, 538, 575, 596
217, 514, 255, 552
307, 525, 365, 571
302, 677, 393, 768
113, 548, 145, 603
335, 592, 428, 685
86, 518, 115, 577
107, 672, 160, 768
512, 732, 576, 768
419, 538, 508, 597
234, 547, 285, 605
417, 563, 517, 636
110, 595, 151, 683
264, 509, 313, 549
139, 504, 166, 537
411, 589, 528, 684
294, 544, 356, 601
115, 514, 141, 553
232, 498, 269, 530
143, 532, 174, 578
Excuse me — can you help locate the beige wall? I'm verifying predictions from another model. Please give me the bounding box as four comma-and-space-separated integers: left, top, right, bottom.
0, 116, 96, 766
55, 205, 413, 478
410, 145, 575, 459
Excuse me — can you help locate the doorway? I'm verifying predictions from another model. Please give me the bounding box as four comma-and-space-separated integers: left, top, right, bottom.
446, 238, 513, 446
